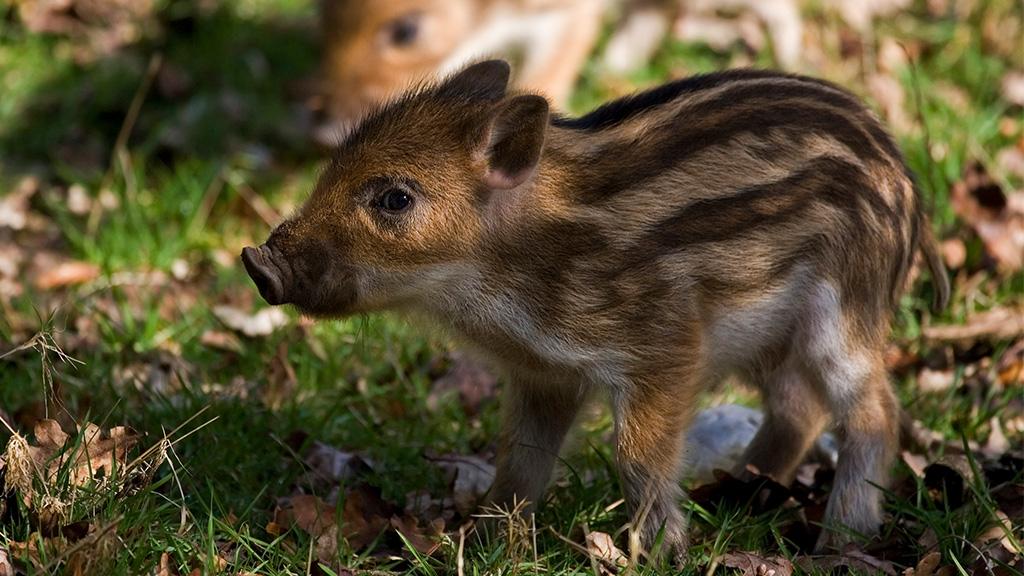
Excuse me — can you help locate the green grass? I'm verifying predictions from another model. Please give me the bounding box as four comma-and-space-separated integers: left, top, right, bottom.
1, 0, 1022, 574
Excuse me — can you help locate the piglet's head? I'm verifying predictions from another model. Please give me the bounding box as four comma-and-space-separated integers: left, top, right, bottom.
242, 60, 549, 317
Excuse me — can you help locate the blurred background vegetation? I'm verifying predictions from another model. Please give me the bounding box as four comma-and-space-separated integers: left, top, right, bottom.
0, 0, 1021, 574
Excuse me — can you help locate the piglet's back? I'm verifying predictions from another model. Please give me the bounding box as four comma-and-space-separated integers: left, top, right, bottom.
527, 70, 931, 335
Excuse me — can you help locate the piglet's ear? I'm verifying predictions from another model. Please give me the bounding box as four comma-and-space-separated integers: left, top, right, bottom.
482, 95, 549, 190
438, 60, 510, 102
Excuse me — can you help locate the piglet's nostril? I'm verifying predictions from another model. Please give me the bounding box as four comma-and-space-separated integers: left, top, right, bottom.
241, 245, 286, 305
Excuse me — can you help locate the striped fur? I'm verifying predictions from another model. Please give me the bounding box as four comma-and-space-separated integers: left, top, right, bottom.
245, 60, 950, 564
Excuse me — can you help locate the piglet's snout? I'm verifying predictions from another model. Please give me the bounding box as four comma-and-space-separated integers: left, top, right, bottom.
241, 245, 288, 306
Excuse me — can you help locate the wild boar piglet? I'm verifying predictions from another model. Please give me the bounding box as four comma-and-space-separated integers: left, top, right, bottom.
242, 60, 949, 562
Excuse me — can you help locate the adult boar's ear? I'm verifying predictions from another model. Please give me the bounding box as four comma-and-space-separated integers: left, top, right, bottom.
438, 60, 510, 102
481, 95, 549, 190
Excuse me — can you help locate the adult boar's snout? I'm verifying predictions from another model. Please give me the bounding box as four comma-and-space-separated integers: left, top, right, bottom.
241, 245, 287, 305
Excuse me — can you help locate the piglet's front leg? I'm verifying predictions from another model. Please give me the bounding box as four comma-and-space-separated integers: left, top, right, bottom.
485, 378, 588, 524
614, 372, 699, 565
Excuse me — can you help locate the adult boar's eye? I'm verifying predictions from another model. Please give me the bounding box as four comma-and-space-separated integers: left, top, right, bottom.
387, 13, 420, 47
377, 188, 414, 213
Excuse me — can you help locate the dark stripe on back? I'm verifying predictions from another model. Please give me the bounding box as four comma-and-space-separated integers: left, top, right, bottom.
679, 80, 900, 160
552, 69, 853, 131
619, 156, 907, 302
578, 98, 892, 204
635, 155, 890, 253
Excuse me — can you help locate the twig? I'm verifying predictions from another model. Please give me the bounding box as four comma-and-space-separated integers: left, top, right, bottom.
457, 524, 466, 576
901, 42, 939, 216
234, 182, 280, 227
186, 167, 226, 238
40, 515, 122, 573
124, 405, 216, 471
704, 555, 720, 576
88, 52, 163, 236
161, 429, 190, 535
532, 511, 538, 568
0, 541, 13, 576
112, 54, 162, 160
0, 333, 42, 361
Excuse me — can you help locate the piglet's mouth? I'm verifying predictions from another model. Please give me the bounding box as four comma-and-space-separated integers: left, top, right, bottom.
241, 245, 289, 306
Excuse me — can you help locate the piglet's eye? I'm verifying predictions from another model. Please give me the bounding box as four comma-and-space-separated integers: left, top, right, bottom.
377, 188, 414, 213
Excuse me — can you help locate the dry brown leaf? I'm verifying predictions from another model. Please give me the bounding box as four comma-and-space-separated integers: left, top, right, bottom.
35, 418, 70, 448
274, 494, 343, 565
212, 305, 288, 337
950, 162, 1024, 273
390, 515, 443, 557
923, 306, 1024, 343
992, 483, 1024, 521
983, 417, 1011, 458
674, 13, 765, 54
831, 0, 912, 32
935, 83, 971, 111
585, 531, 627, 574
264, 342, 298, 408
797, 548, 897, 575
199, 330, 242, 353
901, 451, 929, 478
924, 456, 975, 509
917, 367, 956, 393
997, 339, 1024, 387
904, 551, 942, 576
36, 519, 121, 575
0, 244, 25, 300
0, 176, 39, 231
302, 442, 373, 486
403, 489, 451, 522
690, 468, 794, 515
282, 494, 335, 537
70, 424, 139, 486
0, 542, 12, 576
998, 146, 1024, 180
428, 454, 495, 516
17, 0, 156, 61
3, 419, 140, 511
1003, 71, 1024, 106
426, 352, 498, 415
877, 37, 912, 74
264, 521, 284, 537
868, 73, 912, 133
65, 184, 91, 216
155, 551, 172, 576
720, 550, 794, 576
940, 238, 967, 270
340, 486, 391, 551
1000, 117, 1020, 138
975, 510, 1019, 555
6, 540, 38, 570
34, 261, 100, 290
115, 351, 193, 396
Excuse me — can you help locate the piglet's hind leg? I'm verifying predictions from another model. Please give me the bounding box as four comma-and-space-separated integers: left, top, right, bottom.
800, 284, 897, 550
735, 363, 830, 485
